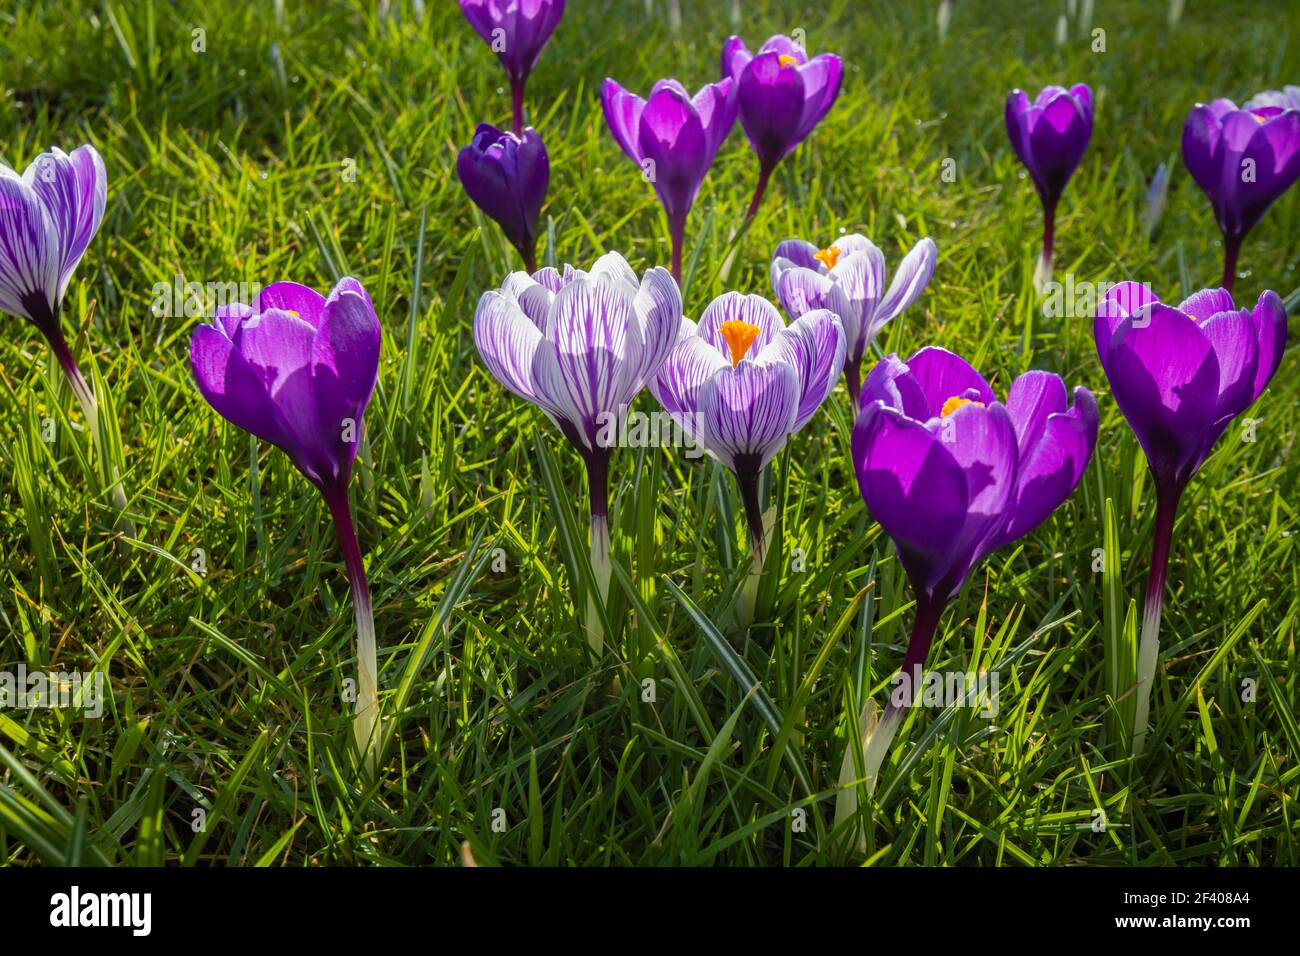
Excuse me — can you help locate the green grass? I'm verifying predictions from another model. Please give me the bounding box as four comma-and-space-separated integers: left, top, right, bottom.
1, 0, 1297, 866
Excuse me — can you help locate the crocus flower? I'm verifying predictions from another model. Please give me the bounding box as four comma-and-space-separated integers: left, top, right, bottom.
474, 252, 682, 651
1182, 94, 1300, 292
771, 234, 936, 407
190, 277, 383, 765
1094, 281, 1286, 753
651, 292, 844, 621
459, 0, 566, 134
722, 35, 843, 220
457, 123, 549, 273
0, 144, 132, 519
1005, 84, 1093, 287
840, 347, 1096, 819
601, 78, 737, 283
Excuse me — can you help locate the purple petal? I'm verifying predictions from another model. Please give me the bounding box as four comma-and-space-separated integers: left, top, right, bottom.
852, 403, 971, 594
475, 289, 543, 401
757, 308, 846, 432
903, 346, 997, 417
1249, 290, 1288, 402
23, 145, 106, 300
697, 358, 800, 471
190, 322, 289, 450
874, 237, 937, 327
256, 281, 327, 326
0, 168, 59, 323
649, 323, 728, 442
1005, 369, 1068, 453
1199, 309, 1259, 419
859, 353, 930, 420
630, 265, 683, 391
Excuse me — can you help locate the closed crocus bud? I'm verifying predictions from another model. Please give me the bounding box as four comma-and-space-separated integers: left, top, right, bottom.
457, 123, 550, 273
601, 77, 737, 282
722, 35, 843, 219
1005, 84, 1093, 285
1182, 95, 1300, 291
1093, 280, 1287, 755
459, 0, 566, 133
841, 347, 1096, 802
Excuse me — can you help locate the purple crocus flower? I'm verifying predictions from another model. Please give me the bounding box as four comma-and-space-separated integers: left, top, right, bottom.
457, 123, 549, 273
651, 292, 844, 621
474, 252, 683, 651
1182, 94, 1300, 292
459, 0, 566, 134
843, 347, 1096, 800
601, 78, 737, 284
722, 35, 843, 220
189, 277, 383, 764
1094, 281, 1287, 753
0, 146, 106, 436
1005, 84, 1093, 286
770, 234, 937, 407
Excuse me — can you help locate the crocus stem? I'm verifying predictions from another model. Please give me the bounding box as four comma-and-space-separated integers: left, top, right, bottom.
1221, 233, 1242, 295
1034, 199, 1056, 291
736, 467, 768, 627
745, 163, 773, 222
521, 242, 538, 275
509, 76, 526, 137
669, 215, 686, 287
40, 321, 132, 528
323, 485, 379, 770
584, 450, 612, 654
835, 592, 945, 846
845, 359, 862, 412
1131, 481, 1183, 756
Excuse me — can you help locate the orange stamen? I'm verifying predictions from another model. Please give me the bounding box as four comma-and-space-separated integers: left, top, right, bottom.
814, 245, 841, 270
778, 54, 799, 68
941, 396, 985, 417
719, 319, 762, 367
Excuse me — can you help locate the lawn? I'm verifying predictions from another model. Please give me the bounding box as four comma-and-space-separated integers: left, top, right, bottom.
0, 0, 1297, 866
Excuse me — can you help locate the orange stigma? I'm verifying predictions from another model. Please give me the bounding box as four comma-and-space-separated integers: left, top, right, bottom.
814, 245, 841, 270
719, 319, 762, 367
778, 54, 799, 68
941, 396, 985, 417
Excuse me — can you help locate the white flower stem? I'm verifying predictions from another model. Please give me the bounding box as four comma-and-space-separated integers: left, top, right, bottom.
586, 513, 612, 654
325, 486, 379, 773
1131, 483, 1181, 756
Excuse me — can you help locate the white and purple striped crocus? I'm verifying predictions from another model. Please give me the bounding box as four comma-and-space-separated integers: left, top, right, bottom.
601, 78, 737, 284
722, 35, 843, 220
650, 293, 845, 622
1094, 281, 1287, 754
474, 252, 683, 651
459, 0, 566, 134
771, 234, 937, 407
189, 278, 383, 767
0, 146, 109, 443
840, 348, 1096, 819
1005, 84, 1093, 287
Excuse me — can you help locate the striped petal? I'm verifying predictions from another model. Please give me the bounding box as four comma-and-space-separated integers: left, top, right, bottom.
697, 359, 800, 471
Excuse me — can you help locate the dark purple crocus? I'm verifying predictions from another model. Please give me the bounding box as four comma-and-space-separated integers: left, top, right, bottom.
1005, 84, 1093, 286
601, 78, 737, 284
457, 123, 549, 273
842, 347, 1096, 804
190, 278, 383, 765
459, 0, 566, 134
1182, 94, 1300, 292
722, 35, 843, 220
1094, 281, 1287, 753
